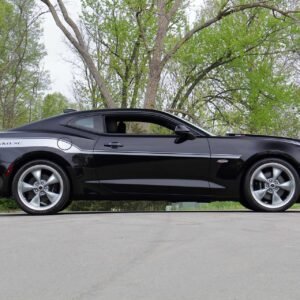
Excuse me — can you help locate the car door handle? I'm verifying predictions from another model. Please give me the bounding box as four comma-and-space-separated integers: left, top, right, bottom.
104, 142, 124, 149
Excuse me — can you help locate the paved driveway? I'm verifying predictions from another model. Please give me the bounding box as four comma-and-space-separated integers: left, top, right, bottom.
0, 211, 300, 300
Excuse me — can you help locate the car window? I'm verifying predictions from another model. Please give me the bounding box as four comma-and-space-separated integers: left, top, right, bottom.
124, 121, 173, 135
75, 117, 94, 129
69, 115, 103, 133
105, 115, 176, 135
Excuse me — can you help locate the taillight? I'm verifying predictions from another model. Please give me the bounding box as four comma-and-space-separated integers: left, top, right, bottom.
5, 163, 13, 177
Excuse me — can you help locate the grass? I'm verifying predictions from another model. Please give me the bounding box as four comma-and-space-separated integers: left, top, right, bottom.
0, 198, 19, 212
1, 197, 300, 212
168, 201, 244, 211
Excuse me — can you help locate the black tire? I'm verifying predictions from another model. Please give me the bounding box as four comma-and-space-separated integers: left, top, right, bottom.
60, 199, 72, 212
12, 160, 70, 215
243, 158, 300, 212
239, 198, 254, 211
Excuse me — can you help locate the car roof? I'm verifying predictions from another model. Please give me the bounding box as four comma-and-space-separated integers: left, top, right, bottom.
12, 108, 210, 136
12, 109, 176, 131
63, 108, 172, 117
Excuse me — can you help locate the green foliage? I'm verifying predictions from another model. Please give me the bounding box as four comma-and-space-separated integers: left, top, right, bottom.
78, 0, 156, 108
41, 93, 71, 118
73, 0, 300, 137
0, 0, 299, 138
0, 0, 13, 34
0, 198, 19, 211
0, 0, 48, 129
165, 0, 300, 137
68, 200, 168, 212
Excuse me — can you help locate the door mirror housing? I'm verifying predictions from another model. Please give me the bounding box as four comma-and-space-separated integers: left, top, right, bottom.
174, 125, 196, 143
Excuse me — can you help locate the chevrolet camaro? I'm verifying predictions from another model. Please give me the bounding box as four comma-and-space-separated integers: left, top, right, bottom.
0, 108, 299, 214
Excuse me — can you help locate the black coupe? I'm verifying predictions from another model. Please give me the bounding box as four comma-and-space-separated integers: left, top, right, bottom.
0, 109, 299, 214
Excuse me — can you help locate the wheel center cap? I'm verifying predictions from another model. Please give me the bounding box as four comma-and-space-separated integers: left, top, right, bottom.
266, 179, 280, 193
267, 179, 279, 190
38, 185, 44, 191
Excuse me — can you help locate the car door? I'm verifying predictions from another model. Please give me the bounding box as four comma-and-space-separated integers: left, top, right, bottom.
92, 111, 211, 199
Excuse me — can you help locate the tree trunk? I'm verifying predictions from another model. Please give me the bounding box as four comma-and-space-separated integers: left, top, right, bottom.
40, 0, 116, 108
143, 64, 162, 109
143, 0, 170, 109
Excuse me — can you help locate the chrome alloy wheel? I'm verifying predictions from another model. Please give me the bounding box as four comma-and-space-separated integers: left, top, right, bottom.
250, 162, 296, 209
17, 164, 64, 211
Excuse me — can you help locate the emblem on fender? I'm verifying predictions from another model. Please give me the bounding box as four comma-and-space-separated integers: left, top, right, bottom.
0, 141, 21, 146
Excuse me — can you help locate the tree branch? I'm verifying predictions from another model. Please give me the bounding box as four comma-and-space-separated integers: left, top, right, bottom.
40, 0, 116, 108
162, 2, 299, 66
57, 0, 86, 47
166, 108, 201, 125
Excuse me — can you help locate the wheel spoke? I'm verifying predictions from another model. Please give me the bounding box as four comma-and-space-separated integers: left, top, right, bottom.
32, 169, 41, 182
21, 182, 35, 193
45, 174, 59, 186
255, 171, 269, 183
29, 194, 40, 207
273, 167, 282, 180
272, 192, 283, 206
45, 191, 60, 203
253, 188, 268, 200
279, 180, 294, 192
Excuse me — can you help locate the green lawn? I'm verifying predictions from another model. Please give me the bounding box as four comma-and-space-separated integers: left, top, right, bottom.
1, 198, 300, 212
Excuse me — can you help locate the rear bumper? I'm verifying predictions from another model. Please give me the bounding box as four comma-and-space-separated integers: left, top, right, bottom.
0, 164, 12, 197
0, 176, 10, 197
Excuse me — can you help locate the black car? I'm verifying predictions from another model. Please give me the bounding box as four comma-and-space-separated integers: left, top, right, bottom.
0, 108, 299, 214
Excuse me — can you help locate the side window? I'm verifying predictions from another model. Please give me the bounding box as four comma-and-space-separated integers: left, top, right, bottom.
105, 116, 176, 135
74, 117, 94, 129
125, 121, 173, 135
69, 115, 103, 133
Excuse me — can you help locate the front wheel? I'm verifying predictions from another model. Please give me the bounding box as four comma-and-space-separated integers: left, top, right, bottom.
12, 160, 70, 215
244, 158, 300, 212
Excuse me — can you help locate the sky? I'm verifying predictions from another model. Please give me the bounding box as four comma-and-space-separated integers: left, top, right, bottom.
42, 1, 82, 99
41, 0, 202, 100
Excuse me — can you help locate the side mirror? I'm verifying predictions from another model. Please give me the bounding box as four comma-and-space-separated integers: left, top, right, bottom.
174, 125, 196, 143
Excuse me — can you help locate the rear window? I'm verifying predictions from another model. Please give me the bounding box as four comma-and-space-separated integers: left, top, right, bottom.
69, 115, 103, 133
74, 117, 95, 129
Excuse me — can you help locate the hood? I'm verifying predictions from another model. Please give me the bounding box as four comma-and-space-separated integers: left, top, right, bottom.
226, 133, 300, 145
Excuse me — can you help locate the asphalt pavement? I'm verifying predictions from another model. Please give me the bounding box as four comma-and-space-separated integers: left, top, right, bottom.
1, 211, 300, 300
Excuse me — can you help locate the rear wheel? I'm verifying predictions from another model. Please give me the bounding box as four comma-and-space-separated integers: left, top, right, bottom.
12, 160, 70, 215
60, 199, 72, 212
239, 198, 254, 211
244, 158, 299, 212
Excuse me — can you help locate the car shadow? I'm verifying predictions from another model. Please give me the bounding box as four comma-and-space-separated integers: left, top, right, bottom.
1, 210, 300, 217
59, 210, 300, 215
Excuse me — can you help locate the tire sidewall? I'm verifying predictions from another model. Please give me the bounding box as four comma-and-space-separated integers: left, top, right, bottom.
244, 158, 300, 212
12, 160, 70, 215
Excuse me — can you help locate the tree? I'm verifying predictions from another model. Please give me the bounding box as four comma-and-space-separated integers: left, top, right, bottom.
41, 92, 70, 118
70, 0, 154, 109
0, 0, 48, 129
161, 0, 300, 136
40, 0, 299, 137
40, 0, 116, 108
39, 0, 299, 110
